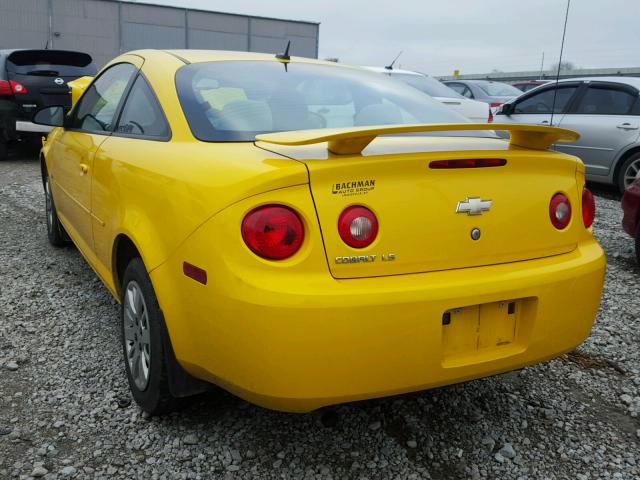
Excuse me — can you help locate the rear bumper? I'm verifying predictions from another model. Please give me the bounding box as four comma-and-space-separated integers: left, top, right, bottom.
15, 120, 52, 133
151, 238, 605, 412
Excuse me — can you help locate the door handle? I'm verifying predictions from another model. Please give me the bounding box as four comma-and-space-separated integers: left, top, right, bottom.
616, 123, 639, 130
79, 163, 89, 174
540, 120, 549, 125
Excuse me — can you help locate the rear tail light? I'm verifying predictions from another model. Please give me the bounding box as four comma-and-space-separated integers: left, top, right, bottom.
488, 108, 494, 123
490, 102, 502, 109
429, 158, 506, 169
0, 80, 27, 96
338, 206, 378, 248
549, 193, 571, 229
11, 81, 27, 95
241, 205, 304, 260
582, 188, 595, 228
0, 80, 12, 96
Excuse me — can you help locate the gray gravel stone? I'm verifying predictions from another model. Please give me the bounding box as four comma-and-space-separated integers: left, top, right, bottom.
498, 443, 516, 459
183, 434, 198, 445
60, 465, 77, 476
5, 361, 19, 371
31, 465, 48, 477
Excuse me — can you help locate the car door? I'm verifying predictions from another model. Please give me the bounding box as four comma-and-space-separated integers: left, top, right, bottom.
90, 73, 171, 275
498, 82, 581, 127
555, 81, 640, 178
49, 61, 139, 254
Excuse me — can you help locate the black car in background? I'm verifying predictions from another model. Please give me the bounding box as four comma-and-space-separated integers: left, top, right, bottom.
0, 49, 96, 159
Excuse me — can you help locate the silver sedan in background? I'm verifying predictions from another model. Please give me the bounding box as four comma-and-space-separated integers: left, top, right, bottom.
495, 77, 640, 192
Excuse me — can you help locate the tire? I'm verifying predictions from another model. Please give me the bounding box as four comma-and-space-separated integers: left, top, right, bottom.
0, 140, 7, 161
43, 170, 68, 247
121, 257, 180, 415
617, 152, 640, 193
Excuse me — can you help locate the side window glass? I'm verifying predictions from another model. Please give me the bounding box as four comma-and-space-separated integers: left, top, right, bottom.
575, 86, 637, 115
447, 83, 465, 95
71, 63, 137, 132
116, 76, 170, 138
461, 86, 473, 99
514, 86, 577, 114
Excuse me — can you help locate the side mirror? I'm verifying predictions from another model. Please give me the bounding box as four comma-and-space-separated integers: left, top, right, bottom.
32, 106, 65, 128
499, 103, 515, 116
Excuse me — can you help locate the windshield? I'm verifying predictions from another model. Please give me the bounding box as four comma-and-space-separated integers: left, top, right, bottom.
389, 73, 464, 99
477, 81, 522, 97
175, 61, 468, 141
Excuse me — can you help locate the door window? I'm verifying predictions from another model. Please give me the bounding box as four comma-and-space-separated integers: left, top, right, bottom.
115, 75, 170, 138
513, 85, 577, 114
447, 82, 473, 98
70, 63, 137, 133
574, 85, 638, 115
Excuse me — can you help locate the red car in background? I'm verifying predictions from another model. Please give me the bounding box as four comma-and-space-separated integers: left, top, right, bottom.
511, 80, 550, 92
622, 178, 640, 262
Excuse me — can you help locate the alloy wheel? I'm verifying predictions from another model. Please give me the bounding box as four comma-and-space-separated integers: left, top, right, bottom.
624, 157, 640, 188
123, 281, 151, 391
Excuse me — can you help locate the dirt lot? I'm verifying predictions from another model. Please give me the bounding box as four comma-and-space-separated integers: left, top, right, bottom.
1, 149, 639, 480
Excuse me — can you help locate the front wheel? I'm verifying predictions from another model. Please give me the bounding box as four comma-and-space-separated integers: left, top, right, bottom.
121, 257, 180, 415
43, 171, 68, 247
617, 152, 640, 193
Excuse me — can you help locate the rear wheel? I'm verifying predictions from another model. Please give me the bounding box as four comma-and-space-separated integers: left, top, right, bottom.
43, 171, 68, 247
121, 257, 180, 415
617, 152, 640, 193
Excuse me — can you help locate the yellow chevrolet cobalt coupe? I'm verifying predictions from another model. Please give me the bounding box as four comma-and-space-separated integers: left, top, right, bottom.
33, 50, 606, 415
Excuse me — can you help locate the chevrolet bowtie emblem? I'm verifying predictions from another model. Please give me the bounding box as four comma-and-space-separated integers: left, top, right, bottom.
456, 197, 492, 215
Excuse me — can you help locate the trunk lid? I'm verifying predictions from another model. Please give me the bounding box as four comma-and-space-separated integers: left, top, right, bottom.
6, 50, 96, 118
257, 124, 583, 279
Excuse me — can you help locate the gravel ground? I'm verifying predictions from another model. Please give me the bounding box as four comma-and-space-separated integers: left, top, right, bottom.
1, 150, 639, 480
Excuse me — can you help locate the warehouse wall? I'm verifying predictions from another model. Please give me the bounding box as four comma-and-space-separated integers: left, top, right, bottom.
51, 0, 120, 68
0, 0, 319, 67
0, 0, 49, 49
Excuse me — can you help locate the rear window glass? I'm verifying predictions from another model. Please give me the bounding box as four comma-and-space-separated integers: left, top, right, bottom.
7, 50, 96, 77
477, 81, 522, 97
175, 61, 469, 142
388, 73, 463, 99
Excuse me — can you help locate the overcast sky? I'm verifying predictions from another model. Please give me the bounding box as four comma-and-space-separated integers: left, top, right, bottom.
145, 0, 640, 76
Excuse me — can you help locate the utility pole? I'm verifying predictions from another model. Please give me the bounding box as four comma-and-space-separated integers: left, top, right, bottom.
539, 51, 545, 79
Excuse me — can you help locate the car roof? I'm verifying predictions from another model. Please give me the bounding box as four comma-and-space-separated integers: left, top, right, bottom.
147, 49, 343, 68
445, 79, 509, 85
363, 66, 424, 76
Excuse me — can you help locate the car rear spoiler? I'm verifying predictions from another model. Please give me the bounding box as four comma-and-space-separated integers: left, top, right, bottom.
255, 123, 579, 155
67, 76, 94, 106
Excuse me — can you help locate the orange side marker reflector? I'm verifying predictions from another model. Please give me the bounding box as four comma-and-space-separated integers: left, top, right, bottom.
183, 262, 207, 285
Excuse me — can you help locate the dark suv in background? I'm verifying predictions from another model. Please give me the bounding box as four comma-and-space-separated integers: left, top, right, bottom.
0, 49, 96, 159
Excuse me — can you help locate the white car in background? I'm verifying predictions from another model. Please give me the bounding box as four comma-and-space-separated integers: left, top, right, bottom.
365, 67, 492, 123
